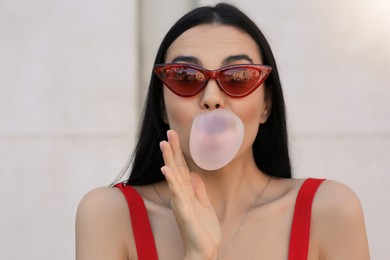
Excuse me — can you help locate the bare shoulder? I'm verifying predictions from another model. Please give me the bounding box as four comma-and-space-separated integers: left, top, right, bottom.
77, 186, 128, 216
76, 187, 131, 229
76, 186, 136, 260
310, 179, 370, 259
313, 180, 366, 226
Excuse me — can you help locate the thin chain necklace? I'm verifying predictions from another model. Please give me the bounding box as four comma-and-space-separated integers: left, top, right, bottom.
153, 177, 272, 259
218, 176, 272, 259
153, 184, 171, 207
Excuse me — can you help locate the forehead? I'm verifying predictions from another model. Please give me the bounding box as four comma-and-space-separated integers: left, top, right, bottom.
165, 24, 262, 66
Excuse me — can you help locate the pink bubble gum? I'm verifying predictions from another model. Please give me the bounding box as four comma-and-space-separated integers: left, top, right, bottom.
189, 109, 244, 170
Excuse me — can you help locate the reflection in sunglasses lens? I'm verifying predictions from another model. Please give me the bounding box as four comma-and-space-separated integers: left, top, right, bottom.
154, 64, 270, 97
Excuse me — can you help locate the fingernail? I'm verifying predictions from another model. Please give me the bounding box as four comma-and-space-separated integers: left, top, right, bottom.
160, 166, 166, 175
159, 141, 164, 151
167, 130, 171, 141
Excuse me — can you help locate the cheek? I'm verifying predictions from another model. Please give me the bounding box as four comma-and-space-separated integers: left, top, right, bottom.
240, 104, 262, 147
163, 90, 196, 155
234, 90, 265, 150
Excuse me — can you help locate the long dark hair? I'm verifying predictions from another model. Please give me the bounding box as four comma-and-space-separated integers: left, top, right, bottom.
126, 3, 291, 185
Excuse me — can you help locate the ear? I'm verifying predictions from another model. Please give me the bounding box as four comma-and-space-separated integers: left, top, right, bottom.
161, 109, 169, 124
259, 109, 270, 124
259, 90, 272, 124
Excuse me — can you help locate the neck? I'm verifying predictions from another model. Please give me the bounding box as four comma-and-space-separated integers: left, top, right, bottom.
189, 151, 270, 221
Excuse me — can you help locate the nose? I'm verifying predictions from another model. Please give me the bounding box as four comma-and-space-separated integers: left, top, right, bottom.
200, 79, 225, 110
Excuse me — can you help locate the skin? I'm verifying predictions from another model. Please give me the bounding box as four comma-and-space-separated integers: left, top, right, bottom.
76, 24, 370, 260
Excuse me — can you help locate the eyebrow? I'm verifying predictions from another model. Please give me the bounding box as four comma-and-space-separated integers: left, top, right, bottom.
222, 54, 254, 65
169, 54, 254, 67
170, 56, 202, 65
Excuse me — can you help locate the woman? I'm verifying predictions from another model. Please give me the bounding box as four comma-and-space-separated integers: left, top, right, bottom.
76, 3, 369, 259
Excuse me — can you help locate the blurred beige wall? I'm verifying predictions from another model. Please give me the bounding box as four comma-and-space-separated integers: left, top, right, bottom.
0, 0, 389, 259
0, 0, 138, 259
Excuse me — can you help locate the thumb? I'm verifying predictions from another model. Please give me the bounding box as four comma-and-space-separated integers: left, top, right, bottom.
190, 173, 212, 208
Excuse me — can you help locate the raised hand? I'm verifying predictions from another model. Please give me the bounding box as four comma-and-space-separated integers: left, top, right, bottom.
160, 130, 222, 260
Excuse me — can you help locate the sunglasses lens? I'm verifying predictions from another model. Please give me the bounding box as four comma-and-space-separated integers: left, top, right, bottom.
162, 66, 205, 96
220, 68, 261, 96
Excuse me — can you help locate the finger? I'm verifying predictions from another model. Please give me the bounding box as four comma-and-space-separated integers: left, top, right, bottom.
160, 140, 180, 175
167, 130, 190, 182
160, 140, 192, 198
161, 165, 196, 215
190, 173, 213, 208
160, 165, 181, 200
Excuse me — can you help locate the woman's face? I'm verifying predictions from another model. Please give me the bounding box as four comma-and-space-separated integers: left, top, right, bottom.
163, 24, 270, 169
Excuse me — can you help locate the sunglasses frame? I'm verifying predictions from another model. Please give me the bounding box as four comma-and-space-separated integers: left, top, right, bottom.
153, 63, 272, 98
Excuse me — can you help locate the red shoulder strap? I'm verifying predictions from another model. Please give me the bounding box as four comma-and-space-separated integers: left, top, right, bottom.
288, 178, 326, 260
115, 183, 158, 260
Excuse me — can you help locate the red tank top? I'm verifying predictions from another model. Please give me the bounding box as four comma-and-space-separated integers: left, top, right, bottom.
115, 178, 325, 260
